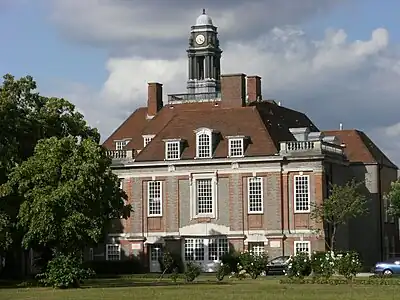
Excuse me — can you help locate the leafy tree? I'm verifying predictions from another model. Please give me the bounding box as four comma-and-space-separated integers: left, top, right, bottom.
385, 180, 400, 217
0, 74, 99, 259
0, 136, 129, 255
310, 179, 368, 250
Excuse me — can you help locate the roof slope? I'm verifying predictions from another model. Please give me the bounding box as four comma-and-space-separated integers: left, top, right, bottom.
323, 130, 397, 168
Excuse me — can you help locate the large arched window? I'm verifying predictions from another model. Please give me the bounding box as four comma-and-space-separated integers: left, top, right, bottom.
195, 128, 213, 158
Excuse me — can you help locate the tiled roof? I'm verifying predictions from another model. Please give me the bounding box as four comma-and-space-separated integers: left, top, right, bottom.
323, 130, 397, 168
103, 101, 318, 161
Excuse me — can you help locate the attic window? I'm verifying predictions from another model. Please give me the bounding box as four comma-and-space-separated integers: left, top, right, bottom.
227, 135, 246, 158
194, 128, 214, 159
143, 135, 155, 148
164, 139, 182, 160
115, 140, 130, 150
229, 138, 244, 157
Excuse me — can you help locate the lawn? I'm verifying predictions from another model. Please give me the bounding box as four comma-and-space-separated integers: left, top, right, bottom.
0, 276, 399, 300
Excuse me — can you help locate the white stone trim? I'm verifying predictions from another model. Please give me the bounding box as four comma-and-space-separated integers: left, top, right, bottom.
116, 166, 321, 179
179, 223, 229, 236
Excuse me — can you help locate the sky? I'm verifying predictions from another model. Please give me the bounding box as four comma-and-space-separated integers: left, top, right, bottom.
1, 0, 400, 165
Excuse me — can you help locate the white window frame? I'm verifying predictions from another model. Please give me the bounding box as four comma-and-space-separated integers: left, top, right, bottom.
106, 244, 121, 261
247, 177, 264, 214
115, 139, 130, 150
294, 175, 311, 213
228, 138, 244, 157
248, 242, 265, 256
147, 181, 163, 217
143, 134, 155, 148
294, 241, 311, 256
195, 128, 213, 159
183, 237, 228, 262
164, 140, 181, 160
190, 173, 218, 219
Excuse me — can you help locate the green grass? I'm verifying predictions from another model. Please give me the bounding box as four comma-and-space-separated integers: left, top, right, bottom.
0, 276, 399, 300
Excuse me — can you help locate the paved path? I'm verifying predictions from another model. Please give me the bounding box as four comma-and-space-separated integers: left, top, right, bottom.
356, 273, 373, 277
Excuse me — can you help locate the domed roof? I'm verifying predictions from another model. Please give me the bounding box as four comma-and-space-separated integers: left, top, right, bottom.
195, 9, 213, 26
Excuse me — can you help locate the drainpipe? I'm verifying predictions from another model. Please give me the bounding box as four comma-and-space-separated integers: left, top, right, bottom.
378, 160, 384, 260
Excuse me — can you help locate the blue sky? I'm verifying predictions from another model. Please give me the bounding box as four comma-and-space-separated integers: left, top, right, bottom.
1, 0, 400, 163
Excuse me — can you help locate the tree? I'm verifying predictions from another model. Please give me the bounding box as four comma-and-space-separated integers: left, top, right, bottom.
385, 180, 400, 217
0, 136, 129, 255
0, 74, 99, 257
310, 179, 368, 251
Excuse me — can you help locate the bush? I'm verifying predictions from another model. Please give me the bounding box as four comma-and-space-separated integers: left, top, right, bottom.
184, 262, 202, 282
220, 251, 240, 274
158, 251, 184, 274
36, 254, 95, 289
336, 251, 362, 280
310, 251, 336, 279
238, 251, 269, 279
285, 252, 312, 279
216, 262, 229, 281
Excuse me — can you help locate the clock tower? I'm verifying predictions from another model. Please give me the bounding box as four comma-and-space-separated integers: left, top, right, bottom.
187, 9, 222, 95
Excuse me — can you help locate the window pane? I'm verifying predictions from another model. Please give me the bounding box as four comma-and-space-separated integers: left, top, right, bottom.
229, 139, 243, 157
148, 181, 162, 216
294, 242, 310, 255
197, 133, 211, 158
294, 176, 310, 212
248, 177, 263, 213
196, 179, 213, 214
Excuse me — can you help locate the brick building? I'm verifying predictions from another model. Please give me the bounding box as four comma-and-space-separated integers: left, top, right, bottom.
99, 10, 399, 271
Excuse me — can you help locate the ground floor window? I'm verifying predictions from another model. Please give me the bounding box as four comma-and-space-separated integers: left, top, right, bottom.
184, 237, 228, 262
294, 241, 311, 256
106, 244, 121, 261
248, 242, 265, 256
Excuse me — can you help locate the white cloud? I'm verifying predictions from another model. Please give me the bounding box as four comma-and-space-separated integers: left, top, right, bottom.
44, 0, 400, 165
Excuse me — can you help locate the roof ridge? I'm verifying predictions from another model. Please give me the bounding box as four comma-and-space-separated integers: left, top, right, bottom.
253, 107, 279, 153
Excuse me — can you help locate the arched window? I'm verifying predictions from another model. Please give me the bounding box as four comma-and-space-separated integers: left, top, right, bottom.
195, 128, 213, 158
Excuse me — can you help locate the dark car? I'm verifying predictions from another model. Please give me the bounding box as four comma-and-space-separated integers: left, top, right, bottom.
373, 258, 400, 275
265, 256, 290, 275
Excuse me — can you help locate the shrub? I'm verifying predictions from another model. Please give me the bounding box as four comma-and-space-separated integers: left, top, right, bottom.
36, 254, 95, 289
310, 251, 336, 279
220, 251, 240, 274
336, 251, 362, 280
216, 262, 229, 281
158, 250, 184, 274
238, 251, 269, 279
184, 262, 202, 282
285, 252, 312, 279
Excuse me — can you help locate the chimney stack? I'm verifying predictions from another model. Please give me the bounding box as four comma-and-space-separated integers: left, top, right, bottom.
147, 82, 163, 118
247, 76, 262, 103
221, 73, 246, 108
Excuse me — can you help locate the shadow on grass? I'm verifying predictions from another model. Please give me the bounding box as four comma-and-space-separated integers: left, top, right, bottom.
83, 278, 231, 289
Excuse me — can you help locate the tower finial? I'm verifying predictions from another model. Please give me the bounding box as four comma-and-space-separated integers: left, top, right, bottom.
202, 8, 206, 14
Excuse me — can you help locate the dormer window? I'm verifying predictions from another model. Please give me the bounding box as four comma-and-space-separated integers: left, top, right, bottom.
143, 134, 155, 148
164, 139, 182, 160
115, 139, 130, 150
227, 136, 246, 157
195, 128, 215, 159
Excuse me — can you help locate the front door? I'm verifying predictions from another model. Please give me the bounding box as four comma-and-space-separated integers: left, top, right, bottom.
149, 244, 163, 273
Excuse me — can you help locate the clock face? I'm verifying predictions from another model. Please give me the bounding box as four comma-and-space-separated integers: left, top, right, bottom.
196, 34, 205, 45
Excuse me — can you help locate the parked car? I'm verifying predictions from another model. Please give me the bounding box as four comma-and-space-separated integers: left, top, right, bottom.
265, 256, 290, 275
373, 258, 400, 275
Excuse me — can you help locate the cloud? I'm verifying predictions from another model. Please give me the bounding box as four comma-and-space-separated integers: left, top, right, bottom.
45, 1, 400, 165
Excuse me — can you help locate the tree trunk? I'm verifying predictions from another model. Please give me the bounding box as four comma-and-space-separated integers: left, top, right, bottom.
331, 225, 337, 252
